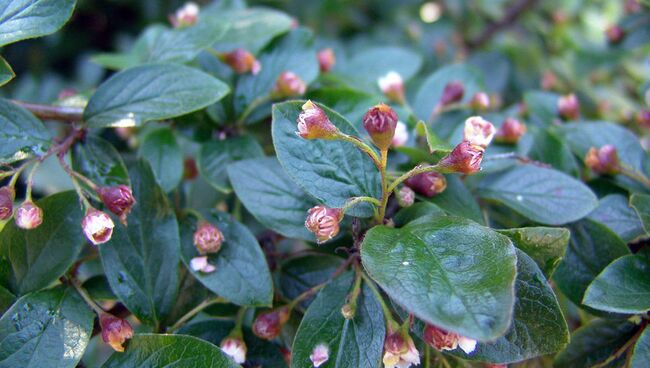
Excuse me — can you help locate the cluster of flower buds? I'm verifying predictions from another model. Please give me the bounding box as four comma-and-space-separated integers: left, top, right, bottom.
585, 144, 620, 175
220, 48, 261, 75
605, 25, 625, 45
82, 208, 115, 245
404, 172, 447, 198
422, 324, 477, 354
296, 100, 340, 140
557, 93, 580, 120
363, 103, 399, 151
272, 71, 307, 98
382, 329, 420, 368
15, 201, 43, 229
438, 116, 495, 174
317, 48, 335, 73
252, 307, 290, 340
470, 92, 490, 111
96, 185, 135, 225
169, 2, 199, 28
190, 221, 224, 273
494, 118, 527, 144
100, 313, 134, 352
391, 121, 409, 147
310, 343, 329, 367
305, 205, 343, 244
378, 71, 405, 104
0, 186, 15, 221
221, 337, 247, 364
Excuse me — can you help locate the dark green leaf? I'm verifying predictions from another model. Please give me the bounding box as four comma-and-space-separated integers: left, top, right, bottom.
138, 127, 183, 192
631, 327, 650, 368
0, 0, 76, 47
279, 254, 342, 308
523, 91, 559, 127
84, 64, 229, 128
199, 136, 264, 193
415, 120, 452, 154
0, 55, 15, 86
526, 127, 579, 176
339, 46, 422, 91
0, 98, 50, 163
630, 193, 650, 233
427, 175, 484, 224
393, 202, 446, 227
71, 135, 129, 188
588, 194, 647, 242
498, 227, 569, 277
0, 285, 14, 313
0, 286, 94, 368
361, 216, 517, 340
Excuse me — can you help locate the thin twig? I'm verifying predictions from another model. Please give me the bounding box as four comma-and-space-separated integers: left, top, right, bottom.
466, 0, 540, 49
12, 100, 84, 122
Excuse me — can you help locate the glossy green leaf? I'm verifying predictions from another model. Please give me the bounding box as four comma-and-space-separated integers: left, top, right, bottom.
426, 175, 484, 224
339, 46, 422, 91
583, 255, 650, 314
631, 327, 650, 368
138, 127, 183, 192
99, 160, 180, 327
291, 272, 385, 368
498, 227, 569, 277
279, 254, 343, 308
84, 64, 229, 128
228, 157, 316, 241
477, 164, 598, 225
588, 194, 647, 242
393, 202, 446, 227
361, 216, 517, 340
415, 120, 453, 154
630, 193, 650, 233
179, 210, 273, 306
71, 135, 129, 187
0, 286, 94, 368
0, 0, 76, 47
0, 98, 50, 163
272, 101, 381, 217
523, 91, 559, 127
0, 191, 83, 295
102, 334, 239, 368
199, 136, 264, 193
526, 127, 579, 176
0, 55, 15, 86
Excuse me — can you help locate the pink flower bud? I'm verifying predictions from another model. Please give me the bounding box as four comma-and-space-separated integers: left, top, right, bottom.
423, 324, 459, 351
305, 205, 343, 244
470, 92, 490, 111
317, 48, 336, 73
100, 314, 133, 352
391, 121, 409, 147
82, 209, 114, 245
397, 186, 415, 207
541, 71, 557, 90
404, 172, 447, 198
557, 93, 580, 120
169, 2, 199, 28
190, 255, 216, 273
463, 116, 496, 148
438, 141, 484, 174
221, 337, 247, 364
272, 71, 306, 98
0, 186, 15, 221
585, 145, 620, 175
363, 103, 399, 150
193, 221, 224, 254
378, 71, 405, 104
221, 49, 261, 75
97, 185, 135, 225
310, 343, 329, 367
495, 118, 527, 144
440, 81, 465, 106
252, 307, 290, 340
382, 330, 420, 368
605, 25, 625, 44
296, 100, 339, 140
637, 110, 650, 128
625, 0, 641, 14
15, 201, 43, 229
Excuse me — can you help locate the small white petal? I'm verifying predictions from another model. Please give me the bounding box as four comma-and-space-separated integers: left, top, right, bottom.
458, 336, 477, 354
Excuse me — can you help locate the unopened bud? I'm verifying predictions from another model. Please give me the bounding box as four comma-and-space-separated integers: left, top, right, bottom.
100, 314, 133, 352
193, 221, 224, 254
190, 255, 216, 273
272, 71, 306, 98
541, 71, 557, 90
221, 49, 261, 75
585, 145, 620, 175
391, 121, 409, 147
169, 2, 199, 28
317, 48, 336, 73
404, 172, 447, 198
310, 343, 329, 367
397, 186, 415, 207
495, 118, 527, 144
605, 25, 625, 45
557, 93, 580, 120
463, 116, 496, 148
183, 157, 199, 180
636, 109, 650, 128
341, 303, 356, 319
296, 100, 339, 140
625, 0, 641, 14
221, 337, 247, 364
470, 92, 490, 111
0, 186, 14, 221
438, 141, 484, 174
97, 185, 135, 225
378, 71, 405, 104
440, 81, 464, 106
305, 205, 343, 244
82, 208, 115, 245
15, 201, 43, 229
423, 324, 459, 351
383, 330, 420, 368
363, 103, 399, 150
252, 307, 290, 340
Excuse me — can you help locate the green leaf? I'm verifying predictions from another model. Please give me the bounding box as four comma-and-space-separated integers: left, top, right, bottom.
0, 55, 15, 86
272, 101, 381, 217
361, 216, 517, 340
0, 191, 83, 295
0, 285, 14, 313
227, 157, 316, 240
291, 272, 385, 368
199, 136, 264, 193
339, 46, 422, 91
393, 202, 446, 227
589, 194, 647, 242
102, 334, 239, 368
583, 255, 650, 314
426, 175, 484, 224
279, 254, 343, 308
0, 0, 76, 47
0, 286, 94, 368
99, 160, 180, 327
498, 227, 569, 277
179, 210, 273, 306
138, 127, 183, 192
631, 327, 650, 368
630, 193, 650, 233
477, 164, 598, 225
526, 127, 579, 176
553, 219, 631, 310
523, 91, 559, 127
71, 135, 130, 188
84, 64, 229, 128
0, 98, 50, 163
415, 120, 452, 154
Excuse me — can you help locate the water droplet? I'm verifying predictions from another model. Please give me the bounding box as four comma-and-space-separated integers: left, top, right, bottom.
402, 261, 410, 266
515, 195, 524, 202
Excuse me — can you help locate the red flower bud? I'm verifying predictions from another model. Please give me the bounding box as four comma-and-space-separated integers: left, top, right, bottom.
317, 48, 336, 73
438, 141, 484, 174
272, 71, 306, 98
15, 201, 43, 229
82, 208, 115, 245
404, 172, 447, 198
605, 25, 625, 44
423, 324, 459, 351
470, 92, 490, 111
397, 186, 415, 207
378, 71, 405, 104
585, 145, 620, 175
0, 186, 15, 221
463, 116, 496, 148
557, 93, 580, 120
541, 71, 557, 90
97, 185, 135, 225
221, 49, 261, 75
305, 205, 343, 244
100, 314, 134, 352
193, 221, 224, 254
169, 2, 199, 28
636, 110, 650, 128
221, 337, 247, 364
363, 103, 399, 150
495, 118, 527, 144
440, 81, 465, 106
296, 100, 339, 140
252, 307, 290, 340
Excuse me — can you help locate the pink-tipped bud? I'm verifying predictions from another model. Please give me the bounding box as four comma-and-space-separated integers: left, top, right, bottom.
221, 337, 247, 364
423, 324, 459, 351
193, 221, 224, 255
605, 25, 625, 44
363, 103, 399, 150
310, 343, 330, 367
169, 2, 199, 28
378, 71, 405, 104
495, 118, 527, 144
15, 201, 43, 230
382, 330, 420, 368
317, 48, 336, 73
541, 71, 558, 90
296, 100, 339, 140
82, 209, 114, 245
585, 145, 620, 175
391, 121, 409, 147
557, 93, 580, 120
470, 92, 490, 111
305, 205, 343, 244
404, 172, 447, 198
190, 255, 216, 273
440, 81, 465, 106
252, 307, 290, 340
463, 116, 496, 148
625, 0, 641, 14
438, 141, 484, 174
272, 71, 306, 98
100, 314, 133, 352
397, 186, 415, 208
221, 49, 261, 75
637, 110, 650, 128
0, 186, 15, 221
97, 185, 135, 225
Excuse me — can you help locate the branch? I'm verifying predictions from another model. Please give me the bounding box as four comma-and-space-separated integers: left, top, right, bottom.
466, 0, 539, 49
12, 100, 84, 122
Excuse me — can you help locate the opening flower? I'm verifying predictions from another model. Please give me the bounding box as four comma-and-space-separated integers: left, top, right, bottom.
193, 221, 224, 254
100, 314, 133, 352
82, 208, 115, 245
382, 330, 420, 368
391, 121, 409, 147
221, 337, 247, 364
463, 116, 496, 149
169, 2, 199, 28
190, 255, 216, 273
305, 205, 343, 244
310, 343, 329, 367
0, 186, 14, 221
438, 141, 484, 174
363, 103, 399, 150
97, 185, 135, 225
423, 324, 459, 351
378, 71, 405, 103
296, 100, 339, 140
15, 201, 43, 230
